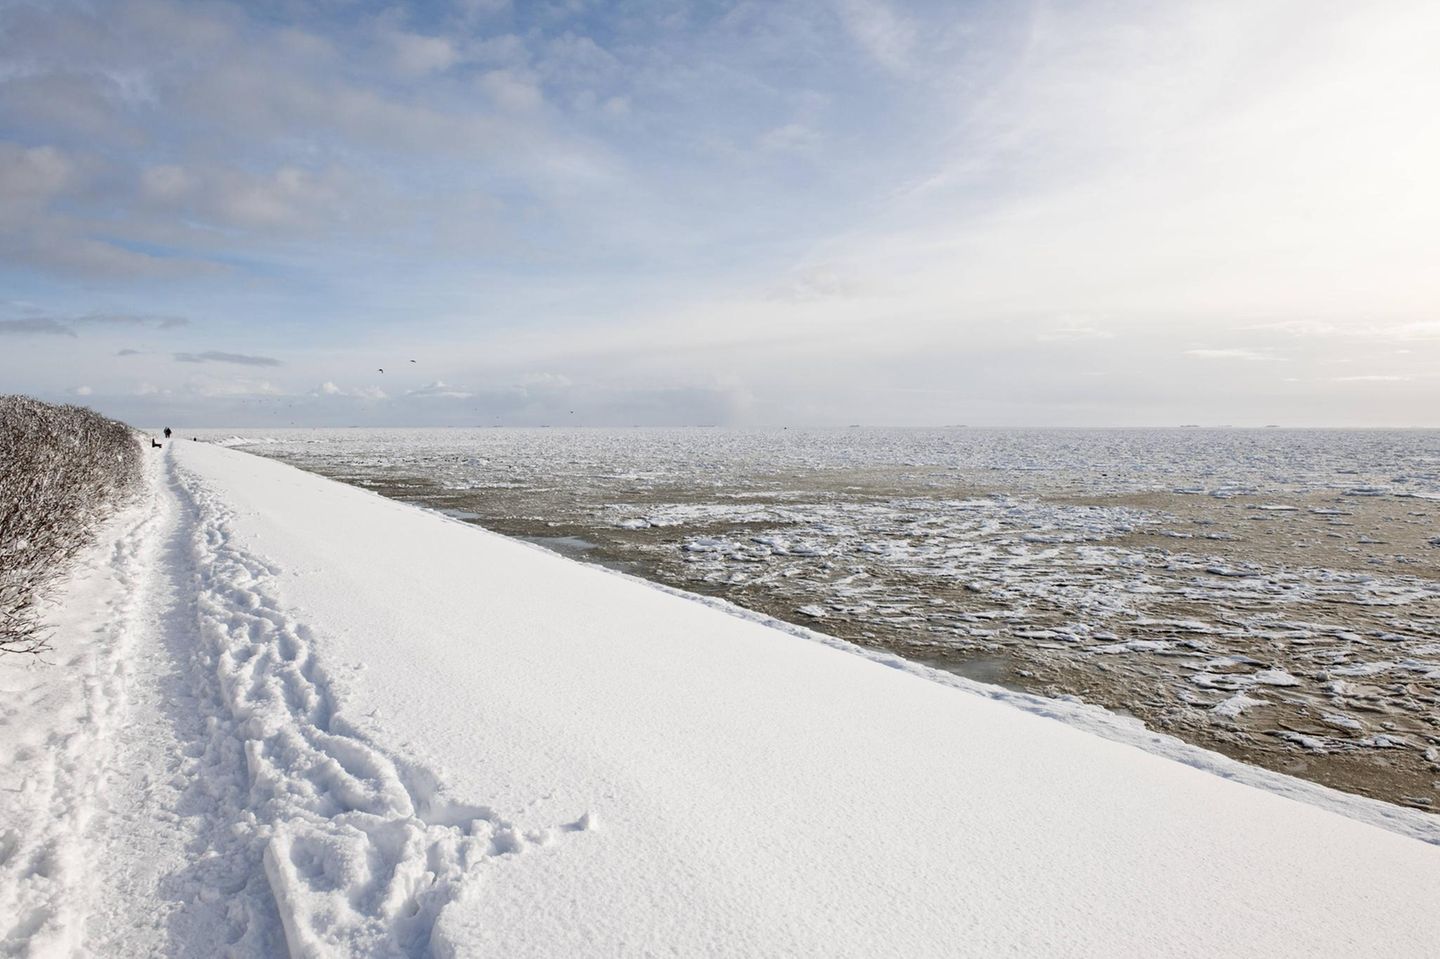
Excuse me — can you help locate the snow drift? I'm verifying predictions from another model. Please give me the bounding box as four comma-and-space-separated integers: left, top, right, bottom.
2, 440, 1438, 957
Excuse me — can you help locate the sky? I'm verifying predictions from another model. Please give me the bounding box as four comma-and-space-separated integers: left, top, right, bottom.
1, 0, 1438, 427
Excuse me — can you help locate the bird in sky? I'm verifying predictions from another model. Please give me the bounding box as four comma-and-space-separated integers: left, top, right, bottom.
378, 368, 384, 373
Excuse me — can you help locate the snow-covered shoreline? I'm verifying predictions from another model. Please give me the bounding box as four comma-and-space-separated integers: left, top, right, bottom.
3, 440, 1439, 957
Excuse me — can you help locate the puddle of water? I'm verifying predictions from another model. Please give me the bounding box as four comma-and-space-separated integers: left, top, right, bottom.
916, 653, 1018, 690
519, 534, 601, 554
517, 534, 646, 575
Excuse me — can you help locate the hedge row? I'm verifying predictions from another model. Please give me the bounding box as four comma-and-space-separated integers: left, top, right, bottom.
0, 395, 143, 655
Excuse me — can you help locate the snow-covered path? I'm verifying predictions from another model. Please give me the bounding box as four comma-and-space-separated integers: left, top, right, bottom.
1, 450, 166, 955
3, 441, 1440, 957
85, 450, 286, 955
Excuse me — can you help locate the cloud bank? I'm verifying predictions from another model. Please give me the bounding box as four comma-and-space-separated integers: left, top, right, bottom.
0, 0, 1436, 426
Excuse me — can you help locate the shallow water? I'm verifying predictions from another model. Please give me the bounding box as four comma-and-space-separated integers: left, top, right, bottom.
201, 427, 1440, 811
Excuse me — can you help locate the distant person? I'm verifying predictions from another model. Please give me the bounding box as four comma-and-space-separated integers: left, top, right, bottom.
164, 427, 172, 439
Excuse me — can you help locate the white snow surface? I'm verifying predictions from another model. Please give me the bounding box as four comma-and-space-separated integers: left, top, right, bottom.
2, 441, 1439, 957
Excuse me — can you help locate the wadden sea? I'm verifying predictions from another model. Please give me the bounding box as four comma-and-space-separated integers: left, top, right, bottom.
203, 427, 1440, 811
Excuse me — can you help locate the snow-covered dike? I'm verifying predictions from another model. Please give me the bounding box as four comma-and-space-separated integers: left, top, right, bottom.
3, 441, 1439, 958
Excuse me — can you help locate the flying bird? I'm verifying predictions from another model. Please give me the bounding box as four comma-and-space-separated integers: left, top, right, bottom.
378, 368, 384, 373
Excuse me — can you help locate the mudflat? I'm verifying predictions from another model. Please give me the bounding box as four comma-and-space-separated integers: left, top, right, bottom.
215, 427, 1440, 811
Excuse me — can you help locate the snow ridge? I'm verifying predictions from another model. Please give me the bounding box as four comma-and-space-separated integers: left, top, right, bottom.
617, 568, 1440, 845
170, 456, 575, 958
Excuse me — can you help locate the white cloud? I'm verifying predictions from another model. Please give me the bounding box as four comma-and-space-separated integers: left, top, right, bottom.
765, 265, 871, 302
1184, 349, 1269, 361
313, 381, 387, 399
0, 142, 200, 276
174, 351, 282, 367
478, 69, 543, 112
517, 372, 572, 390
183, 376, 283, 397
757, 123, 821, 154
139, 164, 192, 202
0, 143, 77, 214
1035, 318, 1115, 342
386, 31, 460, 77
454, 0, 511, 21
406, 381, 475, 399
139, 162, 357, 234
3, 0, 1438, 427
0, 318, 75, 337
833, 0, 917, 73
1251, 319, 1440, 342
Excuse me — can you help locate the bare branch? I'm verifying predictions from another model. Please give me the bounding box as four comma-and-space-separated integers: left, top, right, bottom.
0, 395, 142, 655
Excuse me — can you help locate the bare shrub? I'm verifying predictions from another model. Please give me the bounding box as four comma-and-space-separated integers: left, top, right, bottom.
0, 395, 143, 655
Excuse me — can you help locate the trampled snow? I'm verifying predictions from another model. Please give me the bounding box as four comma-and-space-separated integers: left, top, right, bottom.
2, 441, 1439, 956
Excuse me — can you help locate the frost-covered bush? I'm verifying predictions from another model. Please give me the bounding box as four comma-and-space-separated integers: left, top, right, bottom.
0, 395, 142, 655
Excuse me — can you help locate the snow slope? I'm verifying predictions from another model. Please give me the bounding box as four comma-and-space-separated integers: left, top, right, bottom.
2, 440, 1439, 957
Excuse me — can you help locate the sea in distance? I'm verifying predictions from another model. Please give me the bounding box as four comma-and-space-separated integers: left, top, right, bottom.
196, 427, 1440, 811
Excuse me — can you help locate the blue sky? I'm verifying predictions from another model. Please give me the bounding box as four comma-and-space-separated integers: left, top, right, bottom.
2, 0, 1438, 426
